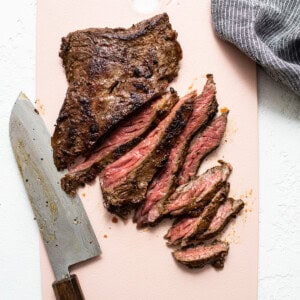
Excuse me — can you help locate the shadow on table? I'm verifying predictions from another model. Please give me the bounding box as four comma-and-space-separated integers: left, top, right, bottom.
257, 66, 300, 121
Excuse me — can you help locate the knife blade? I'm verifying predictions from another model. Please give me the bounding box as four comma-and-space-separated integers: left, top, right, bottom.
9, 93, 101, 300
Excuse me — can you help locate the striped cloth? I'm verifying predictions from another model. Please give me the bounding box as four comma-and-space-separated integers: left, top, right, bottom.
211, 0, 300, 96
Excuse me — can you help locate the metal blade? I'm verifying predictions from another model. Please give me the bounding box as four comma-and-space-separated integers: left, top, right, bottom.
9, 93, 101, 281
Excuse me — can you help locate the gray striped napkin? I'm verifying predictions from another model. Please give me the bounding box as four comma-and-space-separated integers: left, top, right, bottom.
211, 0, 300, 96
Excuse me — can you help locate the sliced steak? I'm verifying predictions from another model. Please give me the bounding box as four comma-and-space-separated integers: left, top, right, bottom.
178, 111, 228, 185
164, 160, 232, 216
172, 240, 229, 269
61, 92, 178, 196
52, 13, 182, 170
134, 75, 218, 227
197, 198, 244, 241
146, 160, 232, 223
100, 94, 193, 218
165, 182, 229, 246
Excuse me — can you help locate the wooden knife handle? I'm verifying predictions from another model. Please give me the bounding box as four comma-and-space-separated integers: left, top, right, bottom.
52, 274, 84, 300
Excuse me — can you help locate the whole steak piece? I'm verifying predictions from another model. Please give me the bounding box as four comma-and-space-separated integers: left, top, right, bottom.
100, 94, 193, 218
52, 13, 182, 170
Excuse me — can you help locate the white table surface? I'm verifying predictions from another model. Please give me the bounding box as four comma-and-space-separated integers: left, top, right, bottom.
1, 1, 300, 299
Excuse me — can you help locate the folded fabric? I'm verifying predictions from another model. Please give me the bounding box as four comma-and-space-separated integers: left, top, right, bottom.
211, 0, 300, 96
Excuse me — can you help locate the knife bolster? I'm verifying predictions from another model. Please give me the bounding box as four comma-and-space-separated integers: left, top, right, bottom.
52, 274, 84, 300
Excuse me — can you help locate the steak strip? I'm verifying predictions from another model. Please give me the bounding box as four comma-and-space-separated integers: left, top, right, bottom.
197, 198, 244, 241
61, 92, 178, 196
165, 182, 229, 246
172, 240, 229, 269
100, 94, 194, 218
52, 13, 182, 170
178, 111, 228, 185
146, 160, 232, 223
135, 75, 218, 227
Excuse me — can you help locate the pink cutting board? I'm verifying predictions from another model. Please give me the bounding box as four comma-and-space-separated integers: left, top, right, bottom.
37, 1, 258, 299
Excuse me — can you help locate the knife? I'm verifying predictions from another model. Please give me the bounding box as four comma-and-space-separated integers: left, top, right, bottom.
9, 93, 101, 300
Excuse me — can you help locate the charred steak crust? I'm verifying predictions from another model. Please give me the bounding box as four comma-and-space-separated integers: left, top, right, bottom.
100, 97, 194, 218
61, 92, 179, 196
52, 13, 182, 170
172, 240, 229, 269
198, 198, 244, 241
135, 75, 219, 227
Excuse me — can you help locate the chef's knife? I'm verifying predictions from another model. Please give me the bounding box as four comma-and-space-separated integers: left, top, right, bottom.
9, 93, 101, 300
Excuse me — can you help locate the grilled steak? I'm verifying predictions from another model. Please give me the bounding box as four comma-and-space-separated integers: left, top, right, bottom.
178, 111, 228, 185
52, 13, 182, 170
100, 95, 193, 217
61, 92, 178, 196
172, 240, 229, 269
135, 75, 218, 227
146, 160, 232, 223
165, 182, 229, 246
197, 198, 244, 241
163, 160, 232, 216
133, 91, 197, 224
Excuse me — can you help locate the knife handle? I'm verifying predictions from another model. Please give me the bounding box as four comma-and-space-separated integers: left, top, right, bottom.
52, 274, 84, 300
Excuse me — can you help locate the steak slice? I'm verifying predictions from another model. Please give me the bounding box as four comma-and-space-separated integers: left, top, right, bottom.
134, 75, 218, 227
61, 92, 178, 196
197, 198, 244, 241
146, 160, 232, 223
165, 182, 229, 246
100, 94, 193, 218
178, 111, 228, 185
172, 240, 229, 269
52, 13, 182, 170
